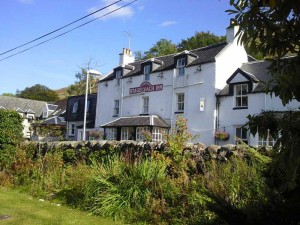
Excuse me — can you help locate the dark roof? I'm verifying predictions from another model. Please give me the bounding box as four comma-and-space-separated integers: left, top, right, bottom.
218, 61, 272, 96
50, 98, 67, 117
0, 96, 47, 116
65, 94, 97, 122
76, 121, 95, 129
101, 115, 170, 128
101, 42, 227, 82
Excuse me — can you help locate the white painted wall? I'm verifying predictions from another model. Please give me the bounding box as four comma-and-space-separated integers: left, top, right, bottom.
218, 92, 299, 146
215, 39, 248, 90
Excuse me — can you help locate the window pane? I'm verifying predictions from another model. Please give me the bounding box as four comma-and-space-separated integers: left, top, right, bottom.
242, 97, 248, 106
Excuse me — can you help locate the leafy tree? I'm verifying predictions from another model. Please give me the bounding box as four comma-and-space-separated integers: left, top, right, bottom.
1, 93, 15, 97
144, 39, 177, 58
0, 110, 23, 149
67, 69, 98, 96
0, 110, 23, 170
177, 31, 226, 51
228, 0, 300, 104
16, 84, 59, 102
227, 3, 300, 223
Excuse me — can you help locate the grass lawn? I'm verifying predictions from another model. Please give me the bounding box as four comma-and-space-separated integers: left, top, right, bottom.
0, 188, 123, 225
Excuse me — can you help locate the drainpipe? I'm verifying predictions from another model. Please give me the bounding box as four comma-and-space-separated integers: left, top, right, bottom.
215, 94, 220, 145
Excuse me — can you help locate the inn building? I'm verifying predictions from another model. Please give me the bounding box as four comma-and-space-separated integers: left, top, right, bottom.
95, 24, 249, 145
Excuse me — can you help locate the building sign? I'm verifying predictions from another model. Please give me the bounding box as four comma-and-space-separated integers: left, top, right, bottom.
129, 81, 163, 94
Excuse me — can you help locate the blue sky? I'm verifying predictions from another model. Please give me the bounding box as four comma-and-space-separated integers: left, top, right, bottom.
0, 0, 232, 95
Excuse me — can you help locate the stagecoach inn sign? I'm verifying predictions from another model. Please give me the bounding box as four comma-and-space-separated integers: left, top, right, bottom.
129, 82, 163, 94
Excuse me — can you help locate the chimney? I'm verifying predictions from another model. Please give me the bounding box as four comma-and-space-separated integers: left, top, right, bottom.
119, 48, 134, 66
226, 19, 239, 43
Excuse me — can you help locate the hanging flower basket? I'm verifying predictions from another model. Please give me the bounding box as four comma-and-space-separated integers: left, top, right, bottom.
215, 131, 229, 141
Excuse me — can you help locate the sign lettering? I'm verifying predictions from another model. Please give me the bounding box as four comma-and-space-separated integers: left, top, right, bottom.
129, 82, 163, 94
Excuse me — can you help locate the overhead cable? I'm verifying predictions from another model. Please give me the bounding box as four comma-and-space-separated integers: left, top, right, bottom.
0, 0, 122, 56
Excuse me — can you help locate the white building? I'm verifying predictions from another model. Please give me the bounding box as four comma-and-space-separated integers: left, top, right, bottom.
95, 24, 249, 145
217, 60, 299, 147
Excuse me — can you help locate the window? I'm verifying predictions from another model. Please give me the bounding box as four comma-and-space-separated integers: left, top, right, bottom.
106, 128, 117, 140
258, 131, 276, 147
177, 93, 185, 112
136, 127, 150, 142
115, 70, 122, 86
235, 84, 248, 107
68, 123, 75, 136
152, 127, 167, 142
72, 101, 78, 113
142, 96, 149, 114
86, 100, 90, 113
121, 127, 129, 140
144, 65, 151, 81
113, 100, 120, 116
177, 58, 186, 76
236, 127, 248, 144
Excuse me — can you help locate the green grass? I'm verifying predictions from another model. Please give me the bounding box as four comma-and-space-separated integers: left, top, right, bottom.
0, 188, 123, 225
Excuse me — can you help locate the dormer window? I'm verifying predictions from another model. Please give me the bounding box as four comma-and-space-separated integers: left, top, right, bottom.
115, 70, 122, 86
177, 58, 186, 76
72, 101, 78, 114
144, 65, 151, 81
235, 84, 248, 108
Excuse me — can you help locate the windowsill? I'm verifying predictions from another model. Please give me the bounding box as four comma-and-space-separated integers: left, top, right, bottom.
139, 113, 149, 116
113, 115, 119, 117
233, 107, 248, 110
174, 111, 184, 114
69, 134, 75, 137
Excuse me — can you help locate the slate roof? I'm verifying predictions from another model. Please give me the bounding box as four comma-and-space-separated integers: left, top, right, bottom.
0, 96, 47, 116
101, 42, 227, 82
218, 61, 272, 96
101, 115, 170, 128
40, 116, 66, 125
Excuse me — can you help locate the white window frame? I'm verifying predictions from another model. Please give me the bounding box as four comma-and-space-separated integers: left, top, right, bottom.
152, 127, 167, 142
142, 96, 149, 114
115, 70, 122, 86
235, 126, 248, 144
121, 127, 130, 140
68, 123, 75, 136
144, 65, 151, 81
72, 101, 78, 113
136, 127, 150, 142
258, 130, 277, 147
114, 100, 120, 116
177, 58, 186, 76
106, 128, 117, 140
177, 93, 185, 112
235, 84, 248, 107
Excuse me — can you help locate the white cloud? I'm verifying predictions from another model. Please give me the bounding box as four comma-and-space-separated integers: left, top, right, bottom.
17, 0, 34, 4
88, 0, 135, 20
160, 21, 177, 27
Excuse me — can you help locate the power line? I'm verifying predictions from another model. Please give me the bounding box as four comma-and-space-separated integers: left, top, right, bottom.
0, 0, 137, 62
0, 0, 122, 56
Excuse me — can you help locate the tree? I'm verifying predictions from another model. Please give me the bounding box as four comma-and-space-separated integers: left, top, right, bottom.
177, 31, 225, 51
16, 84, 59, 102
1, 93, 15, 97
67, 68, 98, 96
144, 39, 178, 58
0, 110, 23, 170
228, 0, 300, 199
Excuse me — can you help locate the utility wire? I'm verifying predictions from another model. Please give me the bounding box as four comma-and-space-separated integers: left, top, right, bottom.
0, 0, 137, 62
0, 0, 122, 56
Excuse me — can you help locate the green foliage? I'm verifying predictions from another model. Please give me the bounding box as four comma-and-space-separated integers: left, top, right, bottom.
0, 110, 23, 151
178, 31, 225, 51
16, 84, 59, 101
228, 0, 300, 104
1, 92, 15, 97
144, 38, 178, 58
67, 68, 98, 96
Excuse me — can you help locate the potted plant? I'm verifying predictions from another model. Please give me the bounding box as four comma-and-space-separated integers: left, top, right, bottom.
215, 131, 229, 141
